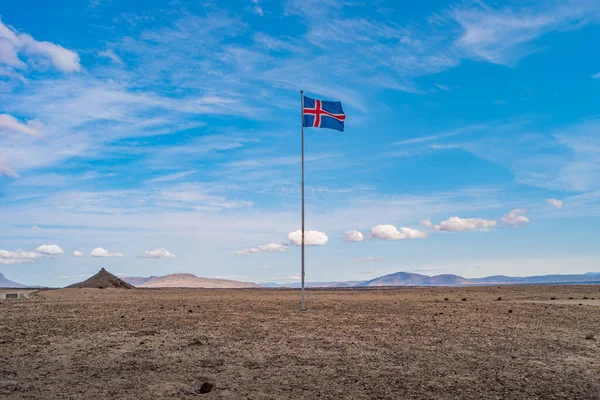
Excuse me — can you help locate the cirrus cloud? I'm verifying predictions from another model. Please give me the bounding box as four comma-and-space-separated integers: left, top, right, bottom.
139, 248, 176, 259
288, 230, 328, 246
0, 19, 81, 72
0, 114, 44, 139
371, 225, 427, 240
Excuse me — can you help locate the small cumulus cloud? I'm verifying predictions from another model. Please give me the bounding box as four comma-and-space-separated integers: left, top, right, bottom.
0, 249, 38, 264
546, 198, 564, 209
288, 230, 328, 246
139, 248, 176, 259
357, 257, 382, 262
420, 218, 433, 229
73, 250, 83, 257
344, 230, 364, 242
500, 209, 530, 226
371, 225, 427, 240
434, 217, 497, 232
36, 244, 64, 256
91, 247, 123, 257
235, 243, 287, 255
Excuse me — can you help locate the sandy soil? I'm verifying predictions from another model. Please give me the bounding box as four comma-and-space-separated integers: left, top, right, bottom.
1, 286, 599, 399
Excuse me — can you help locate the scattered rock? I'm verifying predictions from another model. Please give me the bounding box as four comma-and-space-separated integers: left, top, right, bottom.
569, 297, 574, 300
198, 382, 214, 394
585, 333, 595, 341
508, 310, 513, 313
462, 298, 467, 301
550, 297, 556, 300
583, 297, 589, 300
496, 297, 502, 301
444, 298, 449, 301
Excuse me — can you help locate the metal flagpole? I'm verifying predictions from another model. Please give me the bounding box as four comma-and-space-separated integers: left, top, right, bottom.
300, 90, 306, 311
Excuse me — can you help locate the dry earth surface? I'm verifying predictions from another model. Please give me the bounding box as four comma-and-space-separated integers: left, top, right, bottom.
1, 286, 599, 399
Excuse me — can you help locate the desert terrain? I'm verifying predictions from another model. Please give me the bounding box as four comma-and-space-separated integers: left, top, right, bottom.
1, 286, 599, 399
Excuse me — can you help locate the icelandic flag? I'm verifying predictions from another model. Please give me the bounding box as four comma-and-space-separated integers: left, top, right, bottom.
303, 96, 346, 132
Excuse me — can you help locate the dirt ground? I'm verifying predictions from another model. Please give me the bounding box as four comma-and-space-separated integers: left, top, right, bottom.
1, 286, 599, 399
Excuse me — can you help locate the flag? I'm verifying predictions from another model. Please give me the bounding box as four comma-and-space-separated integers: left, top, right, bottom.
303, 96, 346, 131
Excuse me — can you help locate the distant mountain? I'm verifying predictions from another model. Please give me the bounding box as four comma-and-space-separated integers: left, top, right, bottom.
122, 273, 260, 289
67, 268, 134, 289
264, 272, 600, 288
0, 273, 26, 288
261, 281, 363, 288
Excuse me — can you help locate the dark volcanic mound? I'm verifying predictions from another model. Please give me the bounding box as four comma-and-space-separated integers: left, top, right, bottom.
67, 268, 134, 289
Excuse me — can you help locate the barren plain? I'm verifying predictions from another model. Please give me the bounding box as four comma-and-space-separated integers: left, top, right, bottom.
1, 286, 599, 399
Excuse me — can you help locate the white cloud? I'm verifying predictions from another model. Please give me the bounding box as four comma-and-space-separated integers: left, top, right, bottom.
251, 0, 264, 16
434, 217, 497, 232
546, 198, 564, 209
452, 3, 600, 66
420, 218, 433, 229
235, 243, 287, 255
357, 257, 382, 262
36, 244, 64, 256
139, 248, 176, 259
343, 230, 364, 242
0, 249, 38, 264
91, 247, 123, 257
500, 209, 530, 226
98, 49, 123, 64
288, 230, 329, 246
73, 250, 83, 257
0, 114, 43, 138
371, 225, 427, 240
0, 19, 81, 72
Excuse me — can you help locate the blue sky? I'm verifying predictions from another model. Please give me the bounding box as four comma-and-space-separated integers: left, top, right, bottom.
1, 0, 599, 287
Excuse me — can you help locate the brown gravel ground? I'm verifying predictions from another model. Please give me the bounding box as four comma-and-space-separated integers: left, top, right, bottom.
1, 285, 599, 399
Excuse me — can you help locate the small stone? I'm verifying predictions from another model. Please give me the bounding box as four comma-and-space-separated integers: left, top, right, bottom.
550, 297, 556, 300
508, 310, 513, 313
462, 298, 467, 301
198, 382, 214, 394
444, 298, 449, 301
496, 297, 502, 301
585, 333, 595, 341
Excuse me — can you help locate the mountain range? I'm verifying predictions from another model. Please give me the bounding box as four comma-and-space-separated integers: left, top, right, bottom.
122, 273, 260, 288
0, 273, 26, 288
265, 272, 600, 288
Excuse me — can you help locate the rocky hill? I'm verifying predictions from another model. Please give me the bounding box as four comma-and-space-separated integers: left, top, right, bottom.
0, 273, 26, 288
123, 273, 260, 288
67, 268, 134, 289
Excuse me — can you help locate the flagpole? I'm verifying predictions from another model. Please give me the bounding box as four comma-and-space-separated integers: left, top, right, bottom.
300, 90, 306, 312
